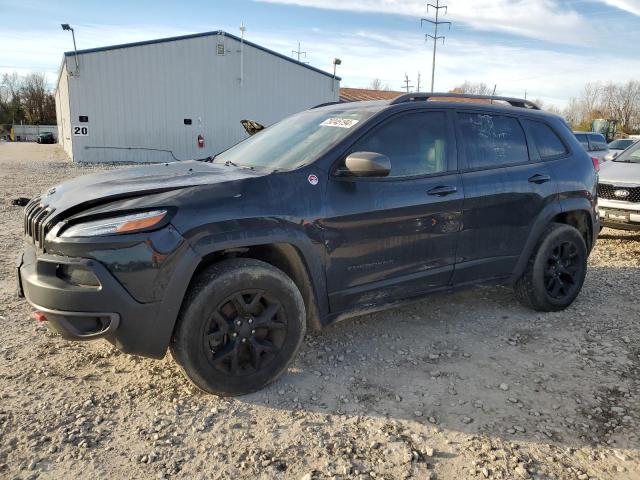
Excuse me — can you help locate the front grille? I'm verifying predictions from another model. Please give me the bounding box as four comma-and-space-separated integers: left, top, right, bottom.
598, 183, 640, 203
23, 197, 55, 249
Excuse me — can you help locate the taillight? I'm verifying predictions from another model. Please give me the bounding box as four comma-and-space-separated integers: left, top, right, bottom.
591, 156, 600, 172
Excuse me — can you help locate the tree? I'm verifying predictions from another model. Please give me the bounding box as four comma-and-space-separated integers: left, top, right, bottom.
368, 78, 390, 91
21, 73, 56, 125
0, 72, 23, 125
450, 81, 494, 96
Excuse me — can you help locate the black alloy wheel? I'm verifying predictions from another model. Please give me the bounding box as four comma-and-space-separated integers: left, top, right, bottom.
205, 290, 287, 375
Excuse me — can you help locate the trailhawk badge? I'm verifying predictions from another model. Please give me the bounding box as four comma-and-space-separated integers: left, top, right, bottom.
308, 174, 319, 185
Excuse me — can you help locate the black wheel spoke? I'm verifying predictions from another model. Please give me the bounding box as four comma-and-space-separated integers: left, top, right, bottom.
254, 302, 283, 329
231, 293, 249, 315
210, 340, 238, 366
203, 289, 288, 376
212, 311, 230, 333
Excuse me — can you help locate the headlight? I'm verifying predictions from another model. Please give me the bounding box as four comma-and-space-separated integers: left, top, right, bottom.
60, 210, 168, 238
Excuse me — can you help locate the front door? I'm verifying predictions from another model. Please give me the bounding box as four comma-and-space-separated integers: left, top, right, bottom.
321, 110, 464, 313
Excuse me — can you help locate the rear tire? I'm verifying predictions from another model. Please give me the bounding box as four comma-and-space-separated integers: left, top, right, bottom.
171, 258, 306, 396
514, 223, 587, 312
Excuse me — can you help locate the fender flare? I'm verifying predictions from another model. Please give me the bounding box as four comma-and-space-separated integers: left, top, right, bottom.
509, 197, 596, 284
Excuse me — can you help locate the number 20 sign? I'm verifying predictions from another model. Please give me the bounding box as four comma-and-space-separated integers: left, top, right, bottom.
72, 126, 89, 136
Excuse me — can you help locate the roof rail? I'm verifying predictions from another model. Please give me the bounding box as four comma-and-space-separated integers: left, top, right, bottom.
389, 92, 540, 110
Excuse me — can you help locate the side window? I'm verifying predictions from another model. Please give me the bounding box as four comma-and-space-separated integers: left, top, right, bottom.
349, 111, 449, 177
575, 134, 589, 151
588, 134, 607, 151
523, 120, 568, 159
457, 112, 529, 169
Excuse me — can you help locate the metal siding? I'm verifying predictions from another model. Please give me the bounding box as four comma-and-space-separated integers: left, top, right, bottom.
64, 35, 338, 163
54, 61, 73, 159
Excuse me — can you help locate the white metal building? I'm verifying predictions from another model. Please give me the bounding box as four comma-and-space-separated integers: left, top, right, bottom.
55, 30, 340, 163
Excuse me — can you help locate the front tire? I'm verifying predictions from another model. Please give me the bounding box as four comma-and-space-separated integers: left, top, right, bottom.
514, 223, 587, 312
171, 258, 306, 396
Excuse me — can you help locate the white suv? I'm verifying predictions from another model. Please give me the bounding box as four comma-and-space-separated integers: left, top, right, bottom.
598, 141, 640, 230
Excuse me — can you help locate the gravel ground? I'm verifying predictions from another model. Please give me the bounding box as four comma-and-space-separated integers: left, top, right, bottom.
1, 143, 639, 480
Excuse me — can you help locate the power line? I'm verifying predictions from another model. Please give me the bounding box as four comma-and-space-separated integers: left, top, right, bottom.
401, 73, 414, 93
292, 42, 308, 64
421, 0, 451, 92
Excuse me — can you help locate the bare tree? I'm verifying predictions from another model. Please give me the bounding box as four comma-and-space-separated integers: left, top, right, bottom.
0, 72, 23, 125
368, 78, 390, 91
20, 73, 56, 125
450, 81, 494, 96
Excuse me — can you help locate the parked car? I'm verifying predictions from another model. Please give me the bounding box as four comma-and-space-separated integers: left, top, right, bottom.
598, 141, 640, 230
574, 131, 609, 161
16, 93, 599, 396
36, 132, 56, 144
604, 138, 637, 161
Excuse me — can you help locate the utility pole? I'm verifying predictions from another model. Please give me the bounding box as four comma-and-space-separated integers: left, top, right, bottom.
417, 72, 421, 93
292, 42, 307, 63
421, 0, 451, 92
401, 73, 414, 93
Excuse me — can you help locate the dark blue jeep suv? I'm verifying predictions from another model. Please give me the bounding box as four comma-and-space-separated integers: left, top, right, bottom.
17, 93, 599, 395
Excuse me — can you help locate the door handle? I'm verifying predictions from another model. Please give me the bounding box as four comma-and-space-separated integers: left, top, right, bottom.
427, 185, 457, 196
528, 174, 551, 184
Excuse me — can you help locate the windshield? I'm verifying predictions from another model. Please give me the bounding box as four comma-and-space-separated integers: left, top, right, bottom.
608, 139, 635, 150
214, 107, 378, 170
614, 141, 640, 163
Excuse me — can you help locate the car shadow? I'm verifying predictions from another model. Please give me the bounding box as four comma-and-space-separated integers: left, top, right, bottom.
231, 265, 640, 453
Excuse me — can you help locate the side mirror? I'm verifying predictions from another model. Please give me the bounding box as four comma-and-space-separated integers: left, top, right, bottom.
340, 151, 391, 177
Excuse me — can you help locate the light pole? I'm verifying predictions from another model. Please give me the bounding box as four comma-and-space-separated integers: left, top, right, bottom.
332, 58, 341, 93
61, 23, 79, 75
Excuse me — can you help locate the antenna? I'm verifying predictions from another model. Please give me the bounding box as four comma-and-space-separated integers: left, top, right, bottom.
401, 73, 414, 93
421, 0, 451, 92
292, 42, 308, 63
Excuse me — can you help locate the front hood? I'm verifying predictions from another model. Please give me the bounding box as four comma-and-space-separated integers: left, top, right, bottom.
38, 160, 264, 213
599, 160, 640, 185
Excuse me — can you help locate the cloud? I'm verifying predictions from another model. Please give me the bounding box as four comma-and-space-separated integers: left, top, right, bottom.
598, 0, 640, 15
0, 24, 189, 88
256, 0, 590, 44
251, 27, 640, 107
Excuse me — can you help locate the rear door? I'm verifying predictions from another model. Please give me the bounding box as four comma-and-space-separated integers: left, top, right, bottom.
322, 109, 463, 313
452, 110, 558, 284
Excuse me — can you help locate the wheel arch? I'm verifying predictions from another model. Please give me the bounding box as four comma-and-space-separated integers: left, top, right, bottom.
182, 241, 326, 333
510, 199, 596, 284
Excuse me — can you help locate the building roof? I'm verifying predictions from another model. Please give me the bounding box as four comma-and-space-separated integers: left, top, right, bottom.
339, 88, 403, 102
63, 30, 340, 80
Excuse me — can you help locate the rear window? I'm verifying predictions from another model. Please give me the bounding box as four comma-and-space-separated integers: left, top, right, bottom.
523, 120, 567, 159
608, 139, 635, 150
575, 133, 589, 150
587, 134, 607, 151
457, 113, 529, 169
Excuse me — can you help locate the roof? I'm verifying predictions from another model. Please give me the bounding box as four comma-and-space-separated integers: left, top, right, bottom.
340, 88, 403, 102
63, 30, 340, 80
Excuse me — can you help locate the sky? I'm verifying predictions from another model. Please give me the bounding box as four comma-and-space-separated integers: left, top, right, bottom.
1, 0, 640, 107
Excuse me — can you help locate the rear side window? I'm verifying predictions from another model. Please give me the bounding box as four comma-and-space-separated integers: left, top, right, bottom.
457, 113, 529, 169
350, 111, 449, 177
588, 134, 607, 151
523, 120, 568, 159
575, 133, 589, 150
